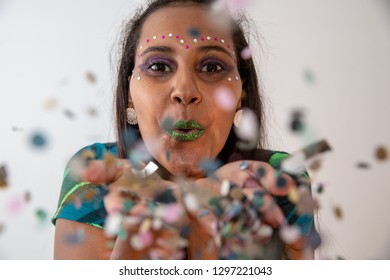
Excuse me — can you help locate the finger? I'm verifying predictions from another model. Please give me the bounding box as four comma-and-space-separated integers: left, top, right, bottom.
259, 194, 285, 228
81, 159, 130, 184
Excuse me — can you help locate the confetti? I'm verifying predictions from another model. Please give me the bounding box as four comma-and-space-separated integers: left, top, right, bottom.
199, 159, 222, 177
103, 212, 122, 237
65, 228, 85, 244
279, 225, 301, 244
304, 68, 315, 85
86, 71, 97, 84
30, 131, 48, 148
356, 162, 370, 169
290, 110, 305, 133
214, 87, 236, 112
333, 206, 343, 220
316, 183, 324, 194
44, 97, 58, 110
188, 27, 201, 37
11, 126, 23, 132
0, 165, 8, 188
0, 223, 4, 235
234, 108, 259, 141
184, 193, 200, 212
309, 159, 322, 171
307, 229, 321, 249
63, 108, 76, 119
241, 46, 252, 60
7, 196, 25, 215
281, 152, 306, 175
86, 107, 98, 117
375, 145, 388, 161
35, 208, 48, 222
24, 191, 31, 202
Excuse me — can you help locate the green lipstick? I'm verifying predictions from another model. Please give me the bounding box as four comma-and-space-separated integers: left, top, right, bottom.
165, 120, 205, 142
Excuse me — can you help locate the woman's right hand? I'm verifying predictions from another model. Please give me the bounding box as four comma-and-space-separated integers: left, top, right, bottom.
81, 158, 189, 259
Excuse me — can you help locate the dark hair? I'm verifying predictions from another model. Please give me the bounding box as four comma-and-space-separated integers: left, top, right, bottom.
114, 0, 267, 162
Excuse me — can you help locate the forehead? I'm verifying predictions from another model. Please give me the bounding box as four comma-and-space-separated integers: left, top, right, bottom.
140, 5, 234, 42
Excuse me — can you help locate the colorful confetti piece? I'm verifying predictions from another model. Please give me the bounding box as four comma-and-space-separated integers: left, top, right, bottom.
30, 131, 48, 148
333, 206, 343, 220
241, 46, 252, 60
0, 165, 8, 188
35, 208, 48, 222
86, 71, 97, 84
214, 87, 237, 112
65, 228, 85, 244
375, 145, 388, 161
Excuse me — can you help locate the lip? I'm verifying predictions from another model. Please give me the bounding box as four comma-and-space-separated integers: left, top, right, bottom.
165, 120, 205, 142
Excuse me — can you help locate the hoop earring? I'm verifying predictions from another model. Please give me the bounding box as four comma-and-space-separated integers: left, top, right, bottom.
126, 107, 138, 125
234, 109, 243, 128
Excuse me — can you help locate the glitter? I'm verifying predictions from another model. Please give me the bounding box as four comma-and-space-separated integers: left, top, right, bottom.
375, 145, 388, 161
169, 33, 173, 37
86, 71, 97, 83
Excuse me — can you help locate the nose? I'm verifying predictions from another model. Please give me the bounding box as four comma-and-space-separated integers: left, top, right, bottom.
170, 70, 202, 105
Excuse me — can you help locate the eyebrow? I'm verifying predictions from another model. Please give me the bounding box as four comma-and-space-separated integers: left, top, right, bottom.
139, 45, 233, 58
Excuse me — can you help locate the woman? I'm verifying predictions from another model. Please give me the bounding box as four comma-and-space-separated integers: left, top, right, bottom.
52, 0, 316, 260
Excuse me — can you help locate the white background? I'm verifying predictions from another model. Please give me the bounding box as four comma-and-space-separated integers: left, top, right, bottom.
0, 0, 389, 259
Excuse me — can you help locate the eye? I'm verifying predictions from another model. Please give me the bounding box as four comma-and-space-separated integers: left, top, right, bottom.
149, 62, 172, 73
200, 63, 223, 73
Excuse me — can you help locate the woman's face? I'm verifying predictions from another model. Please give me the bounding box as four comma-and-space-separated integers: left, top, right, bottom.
129, 5, 242, 178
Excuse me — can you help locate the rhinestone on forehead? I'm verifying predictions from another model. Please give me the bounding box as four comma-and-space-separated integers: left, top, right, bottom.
141, 33, 235, 55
